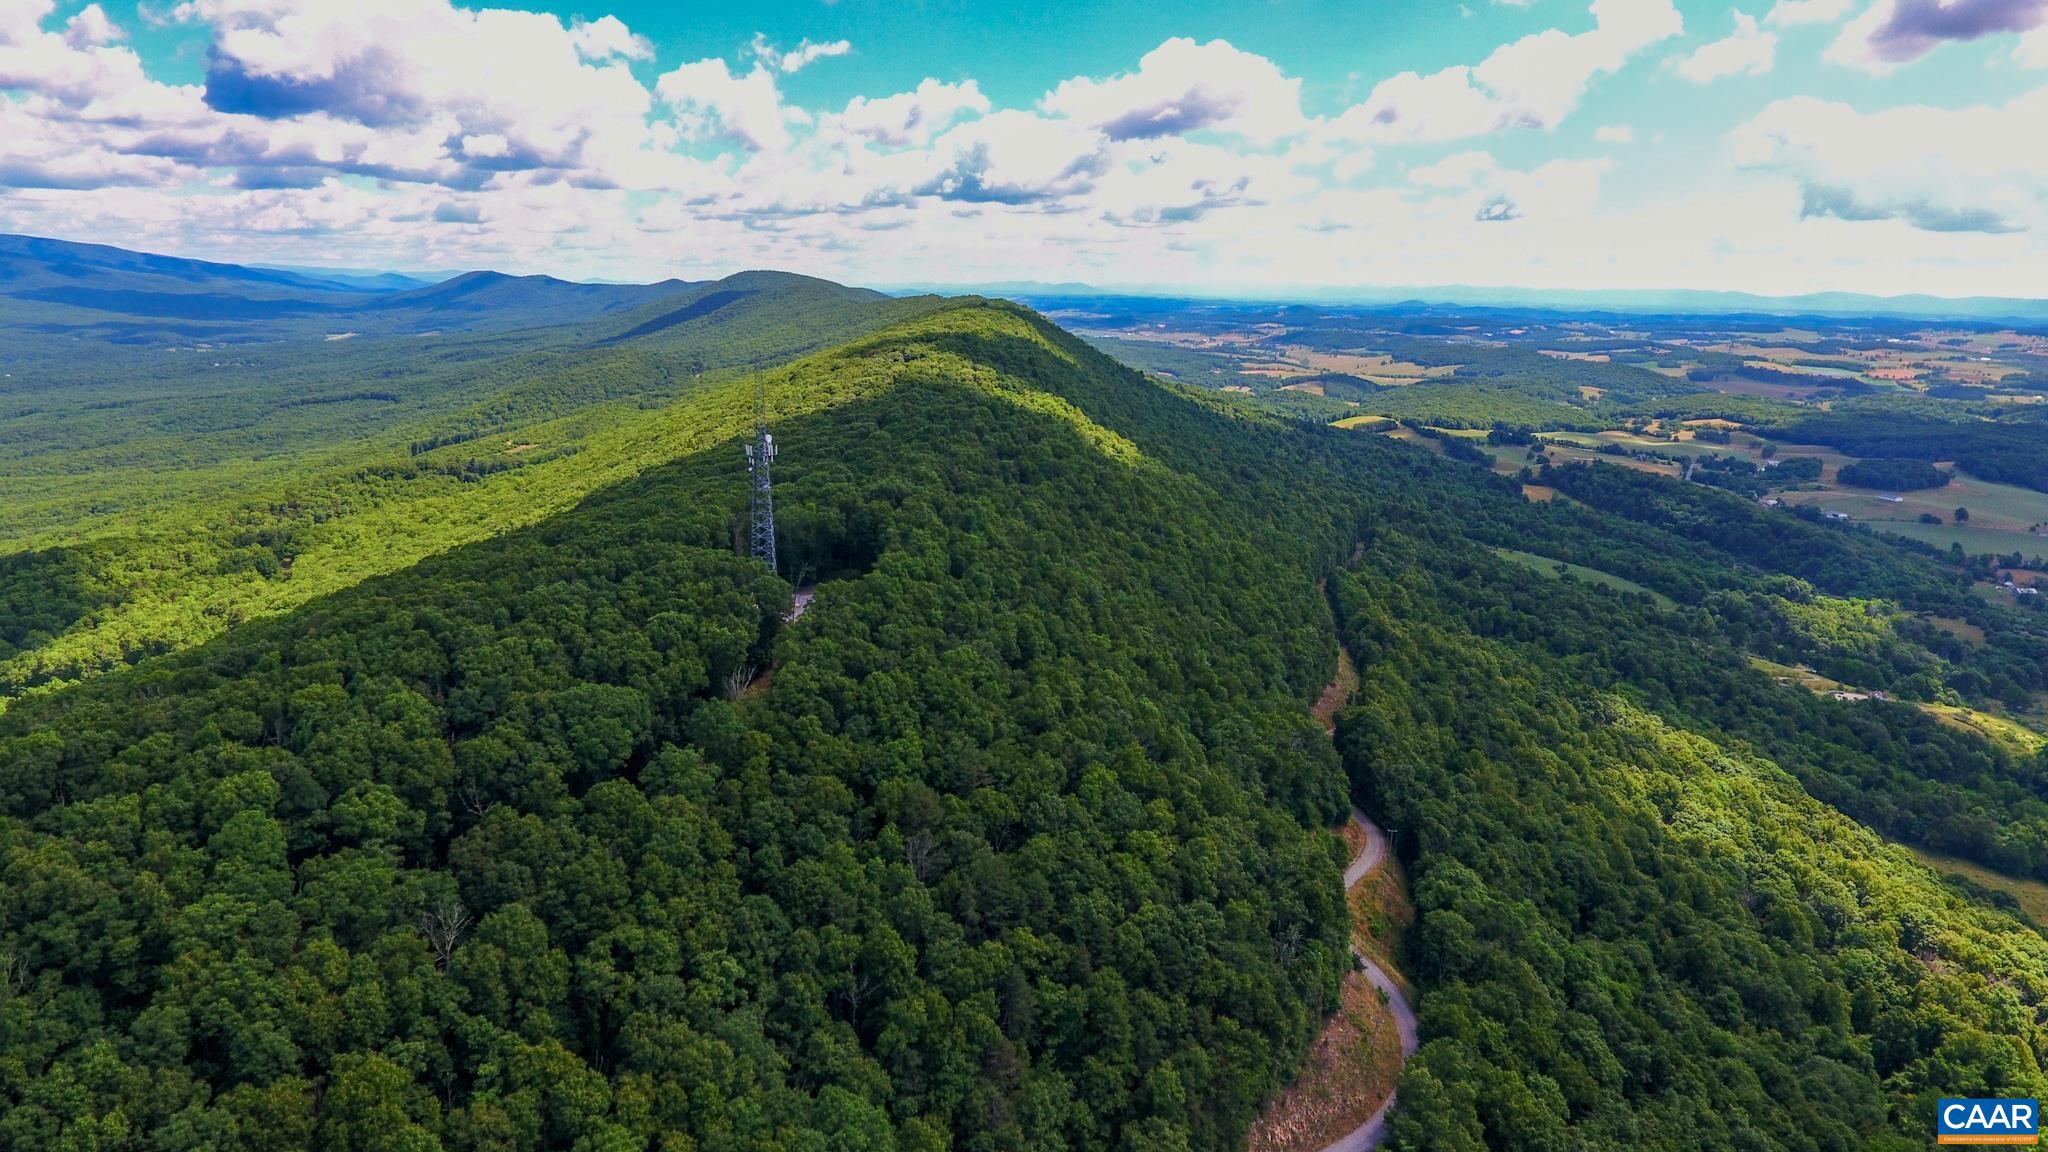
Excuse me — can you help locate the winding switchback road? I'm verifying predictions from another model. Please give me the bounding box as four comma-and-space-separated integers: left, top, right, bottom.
1308, 627, 1415, 1152
1326, 810, 1419, 1152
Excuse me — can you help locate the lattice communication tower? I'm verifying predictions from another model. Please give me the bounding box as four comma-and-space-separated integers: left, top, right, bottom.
743, 376, 777, 574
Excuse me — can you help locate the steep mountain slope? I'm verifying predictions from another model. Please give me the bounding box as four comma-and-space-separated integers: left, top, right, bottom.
2, 299, 2045, 1152
1333, 542, 2048, 1150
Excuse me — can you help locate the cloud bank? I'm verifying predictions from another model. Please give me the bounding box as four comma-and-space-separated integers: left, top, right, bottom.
0, 0, 2042, 295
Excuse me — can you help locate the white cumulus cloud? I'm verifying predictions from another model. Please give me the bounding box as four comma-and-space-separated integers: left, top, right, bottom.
569, 15, 651, 62
836, 79, 989, 147
1677, 11, 1776, 81
5, 0, 2046, 299
1825, 0, 2048, 73
2023, 23, 2048, 62
1039, 38, 1309, 146
755, 36, 851, 74
1334, 0, 1683, 143
1731, 88, 2048, 233
1409, 151, 1499, 188
63, 3, 121, 46
1764, 0, 1854, 24
656, 57, 802, 152
172, 0, 658, 185
915, 109, 1107, 205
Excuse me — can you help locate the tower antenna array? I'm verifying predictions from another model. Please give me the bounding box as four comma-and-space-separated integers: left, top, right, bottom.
743, 375, 778, 575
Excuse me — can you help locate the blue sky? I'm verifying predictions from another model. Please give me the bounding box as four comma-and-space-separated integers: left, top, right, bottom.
2, 0, 2044, 295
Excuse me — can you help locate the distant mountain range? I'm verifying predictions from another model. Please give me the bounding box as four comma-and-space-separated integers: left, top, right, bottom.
250, 264, 447, 292
10, 233, 2046, 339
891, 280, 2048, 325
0, 233, 708, 343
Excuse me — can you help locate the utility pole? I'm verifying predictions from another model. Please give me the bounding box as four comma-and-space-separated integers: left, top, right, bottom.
743, 376, 778, 575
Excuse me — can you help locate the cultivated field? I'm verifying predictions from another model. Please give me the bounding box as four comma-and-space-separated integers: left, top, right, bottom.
1282, 347, 1457, 384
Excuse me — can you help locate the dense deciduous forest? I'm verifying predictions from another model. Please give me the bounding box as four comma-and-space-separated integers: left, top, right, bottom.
4, 275, 2047, 1152
1355, 467, 2048, 880
0, 306, 1361, 1151
1333, 550, 2048, 1150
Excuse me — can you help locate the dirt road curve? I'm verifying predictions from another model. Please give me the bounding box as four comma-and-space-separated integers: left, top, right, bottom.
1325, 808, 1419, 1152
1343, 807, 1387, 888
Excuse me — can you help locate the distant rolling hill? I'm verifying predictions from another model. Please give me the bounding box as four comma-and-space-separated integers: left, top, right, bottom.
365, 269, 699, 328
589, 270, 896, 346
0, 232, 380, 299
250, 264, 444, 292
987, 281, 2048, 323
0, 232, 703, 341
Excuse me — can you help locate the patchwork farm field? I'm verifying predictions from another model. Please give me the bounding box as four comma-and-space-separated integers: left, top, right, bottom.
1530, 438, 1681, 477
1344, 411, 2048, 570
1280, 347, 1456, 384
1063, 294, 2048, 591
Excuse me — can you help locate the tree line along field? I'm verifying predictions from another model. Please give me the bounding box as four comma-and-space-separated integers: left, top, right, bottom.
6, 249, 2048, 1149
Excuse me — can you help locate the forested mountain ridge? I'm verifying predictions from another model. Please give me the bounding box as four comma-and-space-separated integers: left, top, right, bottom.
0, 302, 1362, 1151
0, 234, 398, 302
0, 233, 901, 349
0, 269, 948, 705
2, 286, 2046, 1150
